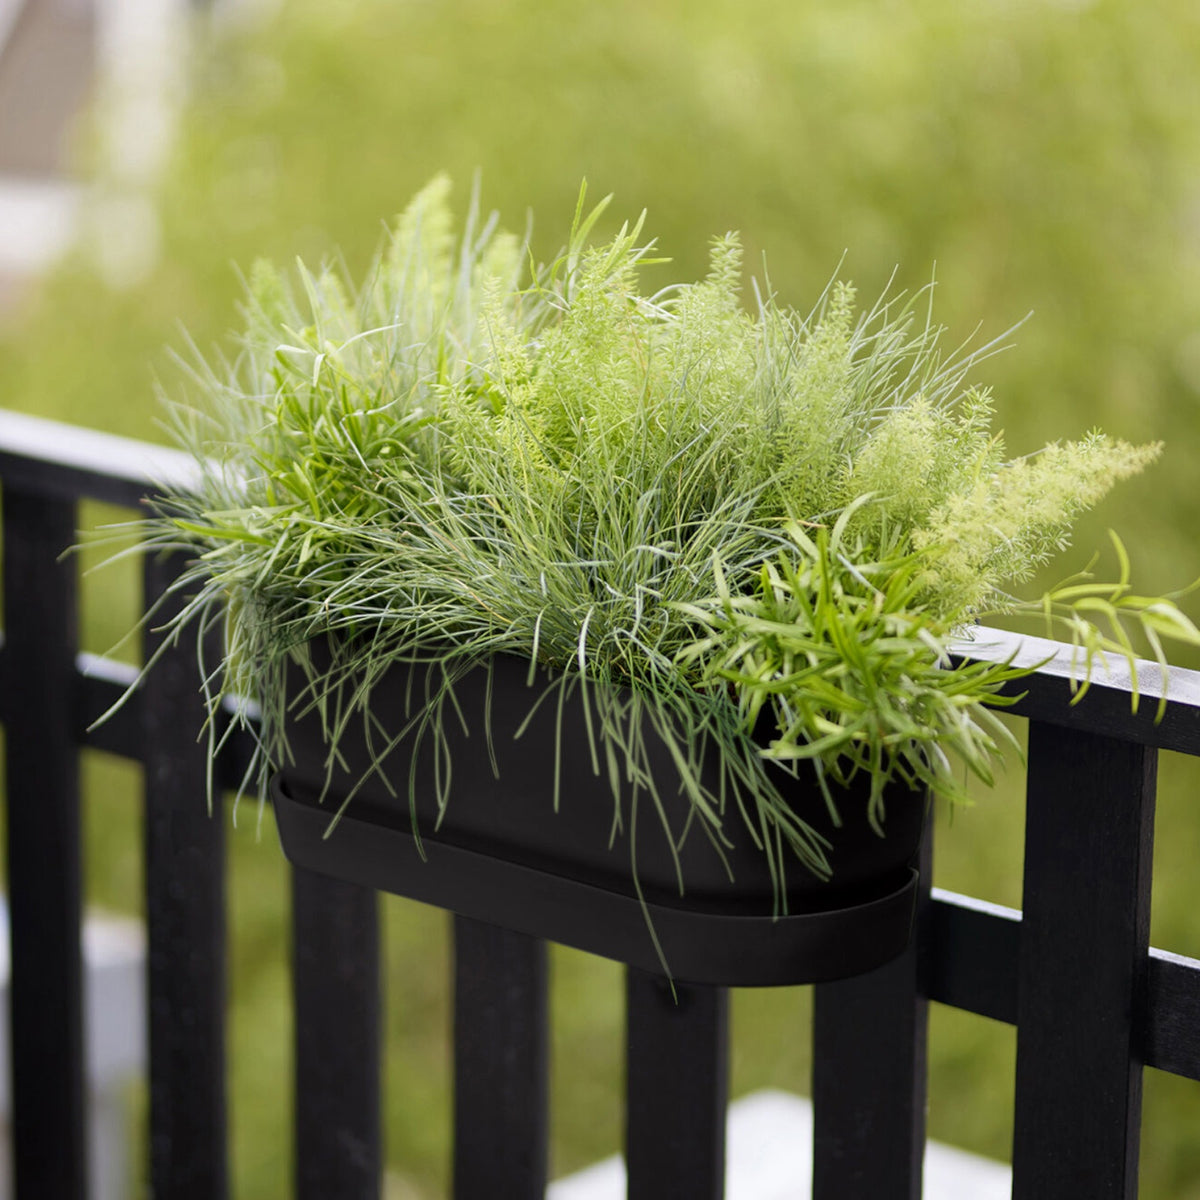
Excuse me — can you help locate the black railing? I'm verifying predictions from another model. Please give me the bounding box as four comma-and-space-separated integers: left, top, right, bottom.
1, 408, 1198, 1199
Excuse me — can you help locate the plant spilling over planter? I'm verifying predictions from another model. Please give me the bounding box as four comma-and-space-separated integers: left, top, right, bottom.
119, 177, 1199, 980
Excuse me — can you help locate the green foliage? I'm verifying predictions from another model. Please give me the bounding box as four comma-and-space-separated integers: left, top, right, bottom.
675, 512, 1025, 825
130, 182, 1199, 917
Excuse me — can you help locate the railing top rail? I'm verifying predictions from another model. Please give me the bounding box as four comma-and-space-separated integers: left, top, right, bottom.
951, 628, 1200, 755
2, 406, 1198, 750
0, 409, 197, 507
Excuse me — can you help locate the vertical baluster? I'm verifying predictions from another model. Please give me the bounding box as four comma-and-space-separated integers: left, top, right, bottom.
453, 917, 548, 1198
1012, 721, 1155, 1198
292, 865, 382, 1199
142, 549, 228, 1198
2, 486, 86, 1199
811, 817, 932, 1200
625, 970, 729, 1200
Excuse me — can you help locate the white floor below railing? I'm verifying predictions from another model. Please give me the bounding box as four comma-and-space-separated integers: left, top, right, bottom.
549, 1088, 1012, 1200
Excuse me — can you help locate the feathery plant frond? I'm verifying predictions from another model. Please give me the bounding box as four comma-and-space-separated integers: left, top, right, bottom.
119, 177, 1200, 909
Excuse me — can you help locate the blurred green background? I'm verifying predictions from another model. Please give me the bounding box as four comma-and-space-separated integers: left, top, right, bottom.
4, 0, 1200, 1194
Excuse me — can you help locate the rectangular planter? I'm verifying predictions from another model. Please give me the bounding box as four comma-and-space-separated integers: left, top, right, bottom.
272, 648, 925, 985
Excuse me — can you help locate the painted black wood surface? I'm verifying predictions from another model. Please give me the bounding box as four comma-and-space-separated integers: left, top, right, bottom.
142, 550, 230, 1199
625, 969, 729, 1200
1011, 722, 1156, 1199
811, 823, 932, 1200
292, 866, 381, 1200
452, 918, 548, 1198
2, 485, 86, 1200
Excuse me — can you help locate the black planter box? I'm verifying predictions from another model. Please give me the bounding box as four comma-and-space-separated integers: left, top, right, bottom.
272, 650, 925, 985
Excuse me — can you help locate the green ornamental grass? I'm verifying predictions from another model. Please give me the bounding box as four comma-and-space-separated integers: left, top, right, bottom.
120, 178, 1200, 903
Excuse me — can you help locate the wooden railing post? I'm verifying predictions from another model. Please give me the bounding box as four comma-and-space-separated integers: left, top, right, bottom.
453, 917, 549, 1198
142, 549, 229, 1199
293, 865, 382, 1199
1012, 722, 1156, 1199
2, 484, 86, 1200
625, 970, 729, 1200
811, 816, 932, 1200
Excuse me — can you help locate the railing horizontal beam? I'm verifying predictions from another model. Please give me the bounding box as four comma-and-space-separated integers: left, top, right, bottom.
926, 889, 1020, 1025
3, 412, 1199, 748
952, 628, 1200, 755
0, 640, 260, 788
0, 409, 196, 507
77, 651, 142, 756
11, 628, 1198, 774
928, 891, 1200, 1083
1144, 950, 1200, 1082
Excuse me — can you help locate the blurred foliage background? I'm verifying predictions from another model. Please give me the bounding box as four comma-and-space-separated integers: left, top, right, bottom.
3, 0, 1200, 1194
